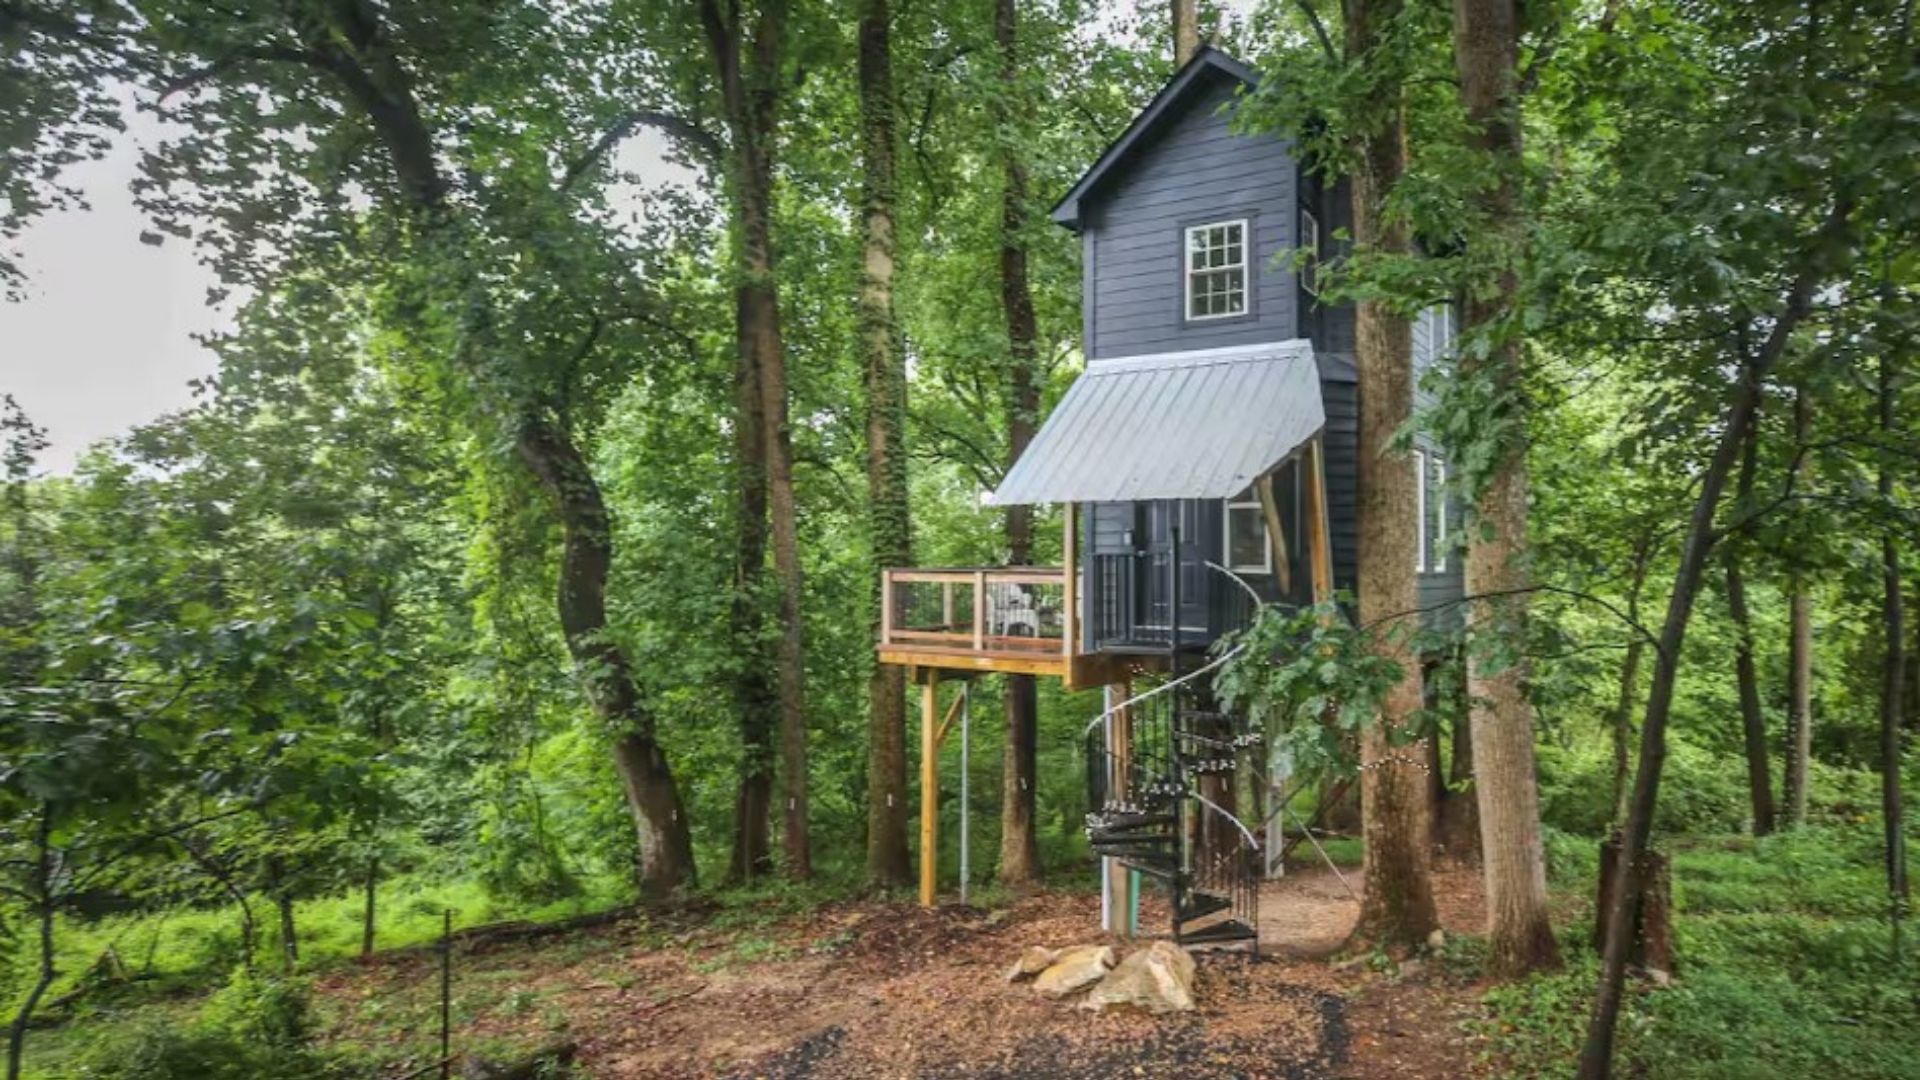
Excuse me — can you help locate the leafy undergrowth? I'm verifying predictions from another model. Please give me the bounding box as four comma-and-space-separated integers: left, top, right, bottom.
1478, 824, 1920, 1080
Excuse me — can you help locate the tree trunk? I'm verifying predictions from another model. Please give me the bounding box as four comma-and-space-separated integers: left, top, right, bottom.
6, 814, 54, 1080
701, 0, 809, 879
1345, 0, 1438, 951
516, 414, 697, 897
1172, 0, 1199, 64
1442, 671, 1480, 857
1610, 541, 1652, 831
1725, 422, 1774, 835
361, 857, 377, 959
995, 0, 1042, 889
1578, 198, 1850, 1080
728, 309, 774, 883
1452, 0, 1558, 977
266, 854, 298, 972
1878, 355, 1908, 942
1783, 391, 1814, 827
858, 0, 913, 890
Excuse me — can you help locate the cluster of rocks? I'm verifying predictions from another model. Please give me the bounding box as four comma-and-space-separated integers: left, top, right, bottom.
1003, 941, 1197, 1014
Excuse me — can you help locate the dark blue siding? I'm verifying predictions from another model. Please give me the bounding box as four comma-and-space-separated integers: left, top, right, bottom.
1084, 77, 1300, 361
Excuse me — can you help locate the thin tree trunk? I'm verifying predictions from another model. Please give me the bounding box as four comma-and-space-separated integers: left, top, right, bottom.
701, 0, 809, 879
858, 0, 912, 889
1725, 430, 1777, 835
361, 857, 378, 959
1784, 391, 1814, 827
995, 0, 1042, 888
1610, 540, 1652, 831
1879, 355, 1908, 946
266, 854, 298, 972
6, 813, 54, 1080
1579, 198, 1851, 1080
517, 414, 698, 896
1345, 0, 1438, 951
1172, 0, 1199, 64
1452, 0, 1558, 977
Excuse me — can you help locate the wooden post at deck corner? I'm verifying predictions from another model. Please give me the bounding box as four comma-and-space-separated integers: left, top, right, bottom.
1303, 436, 1335, 606
1061, 501, 1078, 658
919, 671, 941, 907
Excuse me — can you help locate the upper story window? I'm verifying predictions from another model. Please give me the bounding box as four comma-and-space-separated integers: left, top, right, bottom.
1223, 486, 1271, 575
1299, 208, 1321, 296
1185, 219, 1248, 320
1415, 449, 1448, 573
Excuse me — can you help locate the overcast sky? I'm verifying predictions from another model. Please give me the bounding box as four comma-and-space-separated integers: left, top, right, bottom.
2, 109, 226, 474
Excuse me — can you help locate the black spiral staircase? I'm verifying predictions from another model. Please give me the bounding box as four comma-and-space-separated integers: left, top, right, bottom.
1082, 546, 1265, 952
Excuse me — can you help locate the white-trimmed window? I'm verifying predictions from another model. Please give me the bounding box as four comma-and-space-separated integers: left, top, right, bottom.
1416, 450, 1448, 573
1224, 487, 1271, 575
1185, 219, 1248, 320
1300, 207, 1321, 296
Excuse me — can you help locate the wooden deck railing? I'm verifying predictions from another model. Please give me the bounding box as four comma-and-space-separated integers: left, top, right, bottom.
879, 567, 1075, 660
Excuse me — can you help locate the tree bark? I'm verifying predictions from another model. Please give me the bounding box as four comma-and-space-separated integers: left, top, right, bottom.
858, 0, 912, 889
5, 812, 54, 1080
1172, 0, 1200, 64
516, 414, 698, 896
1725, 431, 1776, 835
701, 0, 810, 879
1783, 391, 1814, 827
995, 0, 1042, 889
1345, 0, 1438, 951
1878, 355, 1908, 941
1452, 0, 1558, 977
1578, 198, 1851, 1080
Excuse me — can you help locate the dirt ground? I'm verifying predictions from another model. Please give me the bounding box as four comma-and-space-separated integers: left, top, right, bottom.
318, 864, 1492, 1080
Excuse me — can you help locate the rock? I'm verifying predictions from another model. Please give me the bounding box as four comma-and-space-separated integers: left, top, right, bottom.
1427, 928, 1447, 951
1646, 967, 1673, 988
1004, 945, 1059, 982
1396, 958, 1425, 980
1081, 941, 1196, 1014
1031, 944, 1114, 997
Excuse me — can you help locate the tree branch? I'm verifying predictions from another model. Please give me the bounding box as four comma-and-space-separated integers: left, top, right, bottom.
560, 110, 723, 193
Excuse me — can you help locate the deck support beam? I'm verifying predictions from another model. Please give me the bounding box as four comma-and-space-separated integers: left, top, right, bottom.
919, 671, 942, 907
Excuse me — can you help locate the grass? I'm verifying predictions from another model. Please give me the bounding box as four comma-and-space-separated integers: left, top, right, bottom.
1479, 823, 1920, 1080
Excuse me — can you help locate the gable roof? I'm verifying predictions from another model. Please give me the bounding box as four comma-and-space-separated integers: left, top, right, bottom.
1049, 46, 1262, 231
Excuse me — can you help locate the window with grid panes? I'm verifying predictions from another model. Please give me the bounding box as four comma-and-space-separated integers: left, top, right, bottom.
1185, 219, 1248, 320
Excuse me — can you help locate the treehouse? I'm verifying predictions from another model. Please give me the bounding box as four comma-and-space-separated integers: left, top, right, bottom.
881, 48, 1463, 938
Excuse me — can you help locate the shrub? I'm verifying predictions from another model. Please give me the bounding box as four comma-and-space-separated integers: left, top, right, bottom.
66, 971, 345, 1080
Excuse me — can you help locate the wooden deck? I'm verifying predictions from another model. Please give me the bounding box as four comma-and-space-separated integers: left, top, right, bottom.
876, 545, 1130, 690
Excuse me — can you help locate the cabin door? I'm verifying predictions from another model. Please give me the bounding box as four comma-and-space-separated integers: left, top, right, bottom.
1136, 499, 1208, 638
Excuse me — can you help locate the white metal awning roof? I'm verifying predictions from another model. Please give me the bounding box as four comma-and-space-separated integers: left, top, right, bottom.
987, 339, 1325, 506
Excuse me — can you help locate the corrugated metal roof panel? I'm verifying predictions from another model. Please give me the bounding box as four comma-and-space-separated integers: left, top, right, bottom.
987, 339, 1325, 506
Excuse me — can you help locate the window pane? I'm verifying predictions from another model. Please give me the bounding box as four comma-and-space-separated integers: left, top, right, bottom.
1422, 454, 1446, 572
1228, 506, 1267, 571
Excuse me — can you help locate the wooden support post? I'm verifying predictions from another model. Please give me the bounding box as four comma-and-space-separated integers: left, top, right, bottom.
1103, 674, 1136, 936
1255, 470, 1294, 599
1303, 436, 1335, 605
972, 571, 987, 652
942, 580, 954, 629
880, 569, 895, 646
920, 673, 941, 908
1062, 501, 1079, 657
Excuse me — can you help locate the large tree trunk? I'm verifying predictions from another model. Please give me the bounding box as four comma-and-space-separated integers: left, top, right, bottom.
994, 0, 1042, 889
858, 0, 912, 889
728, 292, 774, 883
1452, 0, 1558, 976
1172, 0, 1199, 64
517, 415, 697, 896
701, 0, 810, 879
1579, 199, 1850, 1080
1783, 391, 1814, 827
1878, 355, 1909, 939
292, 9, 700, 899
1725, 432, 1777, 835
1345, 0, 1438, 951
